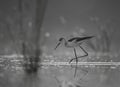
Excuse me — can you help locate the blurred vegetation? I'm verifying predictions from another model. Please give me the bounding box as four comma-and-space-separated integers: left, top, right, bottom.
0, 0, 48, 87
78, 18, 120, 85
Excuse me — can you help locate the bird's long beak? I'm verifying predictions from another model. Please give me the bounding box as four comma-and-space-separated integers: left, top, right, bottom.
54, 42, 61, 50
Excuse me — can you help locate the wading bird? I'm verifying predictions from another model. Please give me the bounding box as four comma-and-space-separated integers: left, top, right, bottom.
55, 36, 94, 77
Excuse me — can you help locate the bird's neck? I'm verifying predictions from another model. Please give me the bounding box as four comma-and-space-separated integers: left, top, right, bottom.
62, 38, 70, 47
62, 38, 67, 44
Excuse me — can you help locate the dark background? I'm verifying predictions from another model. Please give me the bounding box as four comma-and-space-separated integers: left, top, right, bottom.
0, 1, 120, 87
0, 0, 120, 54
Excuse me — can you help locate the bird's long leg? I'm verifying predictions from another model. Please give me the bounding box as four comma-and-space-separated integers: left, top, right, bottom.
69, 45, 88, 78
73, 48, 78, 78
69, 45, 88, 64
79, 45, 88, 57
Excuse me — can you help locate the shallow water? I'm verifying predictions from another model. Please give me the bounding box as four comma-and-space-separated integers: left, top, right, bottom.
0, 56, 120, 87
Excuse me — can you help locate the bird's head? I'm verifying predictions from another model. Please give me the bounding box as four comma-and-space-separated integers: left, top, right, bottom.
54, 37, 65, 50
59, 37, 64, 41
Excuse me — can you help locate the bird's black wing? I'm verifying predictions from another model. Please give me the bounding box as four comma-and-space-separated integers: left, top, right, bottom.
76, 36, 94, 42
68, 36, 94, 42
68, 37, 79, 42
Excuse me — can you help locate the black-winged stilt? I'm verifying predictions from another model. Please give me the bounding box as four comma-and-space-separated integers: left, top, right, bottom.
55, 36, 94, 77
